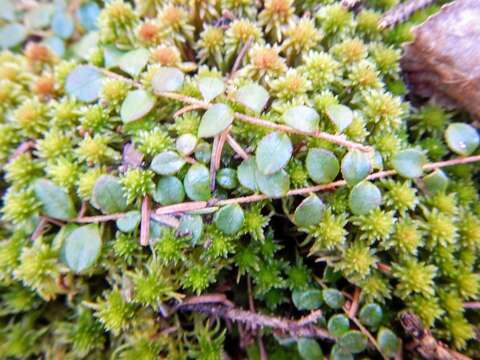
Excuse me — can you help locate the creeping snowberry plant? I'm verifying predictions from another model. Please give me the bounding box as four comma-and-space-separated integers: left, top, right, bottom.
0, 0, 479, 359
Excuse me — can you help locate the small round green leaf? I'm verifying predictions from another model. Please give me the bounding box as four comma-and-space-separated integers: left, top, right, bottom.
377, 328, 399, 358
198, 77, 225, 102
216, 168, 238, 190
43, 36, 65, 57
33, 179, 76, 221
65, 65, 103, 102
52, 11, 74, 39
198, 103, 234, 138
235, 83, 269, 113
26, 4, 54, 29
323, 288, 345, 309
359, 303, 383, 328
238, 157, 258, 191
328, 315, 350, 338
116, 211, 141, 233
64, 224, 102, 273
72, 32, 98, 60
256, 132, 293, 175
338, 330, 368, 354
184, 164, 211, 201
176, 134, 198, 156
292, 289, 323, 310
297, 338, 323, 360
445, 122, 479, 156
0, 0, 15, 21
92, 175, 129, 214
283, 106, 319, 132
177, 214, 204, 245
423, 169, 449, 194
119, 48, 150, 77
392, 149, 427, 178
349, 181, 382, 215
341, 150, 371, 186
0, 23, 27, 49
153, 176, 185, 205
294, 195, 325, 228
152, 67, 185, 93
326, 104, 353, 133
331, 344, 354, 360
151, 151, 186, 175
256, 169, 290, 198
103, 44, 126, 68
194, 142, 212, 163
77, 2, 100, 31
120, 89, 155, 123
306, 148, 340, 184
214, 204, 244, 235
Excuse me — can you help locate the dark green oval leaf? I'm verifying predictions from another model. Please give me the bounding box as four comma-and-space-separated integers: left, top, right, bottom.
154, 176, 185, 205
176, 134, 197, 156
283, 106, 319, 132
392, 149, 427, 178
0, 23, 27, 49
119, 48, 150, 77
294, 195, 324, 228
237, 157, 258, 191
323, 288, 345, 309
338, 330, 368, 354
92, 175, 128, 214
326, 104, 353, 133
256, 132, 292, 175
349, 181, 382, 215
297, 338, 323, 360
52, 11, 74, 39
331, 344, 354, 360
198, 103, 234, 138
151, 151, 186, 175
328, 315, 350, 338
216, 168, 238, 190
235, 83, 269, 113
423, 169, 449, 194
33, 179, 76, 221
359, 303, 383, 328
152, 67, 184, 93
377, 328, 399, 358
0, 0, 15, 22
120, 89, 155, 123
65, 65, 103, 102
306, 148, 340, 184
214, 204, 244, 235
445, 122, 479, 156
184, 164, 211, 201
292, 289, 323, 310
341, 150, 371, 186
256, 169, 290, 198
77, 2, 100, 31
63, 224, 102, 273
177, 214, 203, 245
116, 211, 141, 233
198, 77, 225, 102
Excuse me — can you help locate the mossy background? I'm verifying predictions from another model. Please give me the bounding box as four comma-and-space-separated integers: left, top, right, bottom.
0, 0, 479, 359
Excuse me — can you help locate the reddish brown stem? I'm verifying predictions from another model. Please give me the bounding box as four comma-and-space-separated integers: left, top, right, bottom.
140, 196, 151, 246
464, 302, 480, 309
74, 213, 125, 223
177, 295, 333, 341
227, 134, 250, 160
379, 0, 437, 29
31, 217, 49, 241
